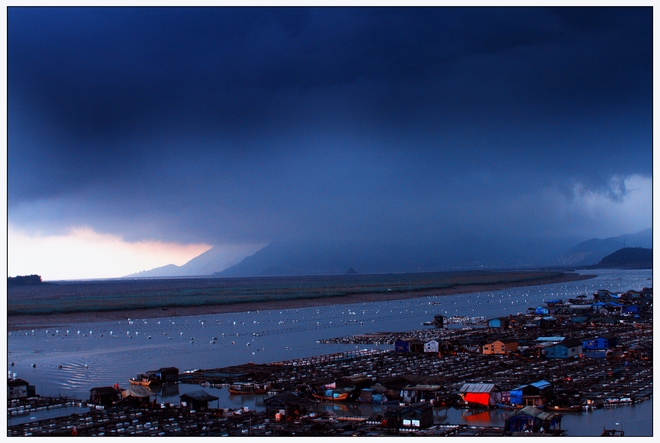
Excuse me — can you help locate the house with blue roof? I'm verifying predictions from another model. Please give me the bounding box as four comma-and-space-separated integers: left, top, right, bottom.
582, 335, 617, 350
545, 339, 582, 359
582, 335, 617, 358
509, 380, 553, 407
534, 306, 549, 315
623, 305, 640, 316
395, 337, 424, 353
487, 317, 510, 329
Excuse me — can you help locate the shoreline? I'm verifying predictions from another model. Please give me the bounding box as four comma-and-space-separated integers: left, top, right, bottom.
7, 272, 595, 331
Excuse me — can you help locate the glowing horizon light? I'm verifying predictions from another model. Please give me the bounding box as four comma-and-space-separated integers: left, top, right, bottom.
8, 224, 213, 281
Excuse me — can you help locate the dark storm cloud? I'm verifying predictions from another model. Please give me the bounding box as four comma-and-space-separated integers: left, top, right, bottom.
8, 7, 652, 248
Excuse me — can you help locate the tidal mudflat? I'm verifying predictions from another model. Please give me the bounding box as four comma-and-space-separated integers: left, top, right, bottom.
8, 270, 591, 331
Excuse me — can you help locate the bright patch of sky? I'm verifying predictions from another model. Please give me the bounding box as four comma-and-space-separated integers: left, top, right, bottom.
8, 225, 212, 281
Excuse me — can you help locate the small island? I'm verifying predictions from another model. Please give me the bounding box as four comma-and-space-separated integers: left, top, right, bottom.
7, 275, 43, 286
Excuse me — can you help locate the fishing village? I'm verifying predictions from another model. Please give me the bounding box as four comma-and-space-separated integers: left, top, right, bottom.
7, 3, 654, 438
7, 286, 652, 437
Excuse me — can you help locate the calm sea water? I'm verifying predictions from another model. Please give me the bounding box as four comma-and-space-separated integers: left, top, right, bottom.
7, 269, 653, 436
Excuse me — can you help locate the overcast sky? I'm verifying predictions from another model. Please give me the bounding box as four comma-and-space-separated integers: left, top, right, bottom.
7, 7, 653, 279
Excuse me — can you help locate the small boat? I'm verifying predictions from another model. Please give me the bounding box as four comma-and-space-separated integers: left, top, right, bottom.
496, 403, 522, 410
312, 391, 350, 402
601, 428, 625, 436
544, 404, 582, 412
228, 383, 268, 395
129, 374, 159, 386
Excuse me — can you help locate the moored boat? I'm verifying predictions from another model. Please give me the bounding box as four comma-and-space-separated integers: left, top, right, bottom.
228, 383, 268, 395
601, 428, 625, 436
129, 374, 159, 386
544, 404, 582, 412
497, 403, 523, 410
312, 388, 351, 402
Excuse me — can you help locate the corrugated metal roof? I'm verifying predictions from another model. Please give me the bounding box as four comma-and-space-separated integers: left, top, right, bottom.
536, 337, 565, 342
530, 380, 551, 389
181, 390, 219, 402
122, 386, 154, 398
460, 383, 497, 393
512, 406, 561, 420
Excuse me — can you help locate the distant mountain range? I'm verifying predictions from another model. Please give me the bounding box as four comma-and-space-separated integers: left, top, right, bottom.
215, 229, 653, 277
124, 228, 652, 278
213, 237, 563, 277
555, 228, 652, 267
123, 246, 260, 278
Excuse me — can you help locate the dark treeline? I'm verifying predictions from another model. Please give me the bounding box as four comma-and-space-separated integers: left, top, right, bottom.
8, 274, 43, 286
